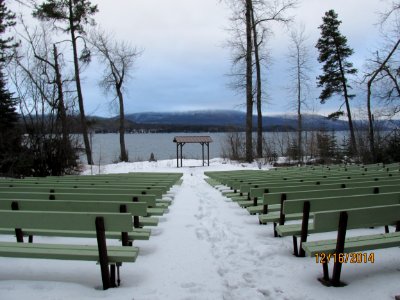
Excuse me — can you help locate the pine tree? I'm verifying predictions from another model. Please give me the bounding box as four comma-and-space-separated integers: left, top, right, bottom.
0, 0, 20, 175
316, 10, 358, 156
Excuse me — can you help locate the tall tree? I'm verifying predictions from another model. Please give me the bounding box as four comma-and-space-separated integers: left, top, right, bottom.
225, 0, 295, 162
365, 40, 400, 162
245, 0, 253, 162
287, 25, 311, 163
0, 0, 19, 175
90, 29, 141, 162
251, 0, 296, 158
33, 0, 98, 165
363, 1, 400, 162
316, 10, 358, 155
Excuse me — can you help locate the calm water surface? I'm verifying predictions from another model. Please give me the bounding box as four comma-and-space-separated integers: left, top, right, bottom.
81, 133, 227, 164
80, 131, 349, 164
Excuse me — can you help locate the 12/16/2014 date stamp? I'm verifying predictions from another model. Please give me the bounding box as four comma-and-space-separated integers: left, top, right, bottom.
315, 252, 375, 264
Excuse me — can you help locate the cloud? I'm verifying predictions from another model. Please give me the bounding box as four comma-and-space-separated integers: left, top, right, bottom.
10, 0, 394, 117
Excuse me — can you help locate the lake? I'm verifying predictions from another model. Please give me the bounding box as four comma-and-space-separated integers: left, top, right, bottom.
81, 132, 228, 164
80, 131, 350, 165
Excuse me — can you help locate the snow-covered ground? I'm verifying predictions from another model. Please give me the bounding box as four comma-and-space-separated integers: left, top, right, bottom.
0, 158, 399, 299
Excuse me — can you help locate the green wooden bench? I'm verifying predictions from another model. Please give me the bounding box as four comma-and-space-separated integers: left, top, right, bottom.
0, 199, 153, 243
245, 172, 400, 199
247, 177, 400, 215
301, 204, 400, 287
206, 164, 398, 187
0, 210, 139, 290
258, 184, 400, 231
0, 181, 172, 193
0, 186, 165, 199
217, 168, 398, 191
0, 190, 167, 216
214, 172, 399, 203
275, 192, 400, 256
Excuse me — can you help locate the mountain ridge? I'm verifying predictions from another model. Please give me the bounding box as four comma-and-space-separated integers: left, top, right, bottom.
123, 109, 351, 131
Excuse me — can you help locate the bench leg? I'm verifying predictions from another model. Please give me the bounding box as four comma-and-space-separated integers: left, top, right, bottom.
331, 211, 348, 287
28, 235, 33, 243
262, 205, 268, 215
273, 223, 278, 237
253, 197, 258, 207
322, 262, 329, 281
133, 216, 140, 228
110, 265, 117, 288
299, 201, 311, 257
331, 262, 344, 287
117, 263, 121, 286
96, 217, 111, 290
318, 261, 330, 285
292, 236, 299, 257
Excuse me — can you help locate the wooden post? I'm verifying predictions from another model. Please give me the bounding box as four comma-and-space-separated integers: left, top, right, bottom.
180, 143, 183, 167
331, 211, 348, 287
207, 142, 210, 166
119, 205, 130, 246
253, 197, 258, 206
95, 216, 111, 290
11, 201, 24, 243
322, 262, 330, 282
201, 143, 205, 166
262, 189, 269, 214
131, 199, 140, 229
110, 265, 117, 288
278, 193, 287, 225
299, 201, 311, 257
176, 143, 179, 168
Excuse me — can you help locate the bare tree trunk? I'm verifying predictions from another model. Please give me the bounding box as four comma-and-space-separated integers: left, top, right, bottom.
117, 86, 128, 162
366, 38, 400, 163
68, 1, 93, 165
297, 55, 303, 163
245, 0, 253, 163
366, 85, 375, 162
336, 47, 357, 156
53, 45, 68, 141
251, 6, 263, 159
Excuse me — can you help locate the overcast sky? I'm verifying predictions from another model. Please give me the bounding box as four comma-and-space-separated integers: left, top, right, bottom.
11, 0, 395, 117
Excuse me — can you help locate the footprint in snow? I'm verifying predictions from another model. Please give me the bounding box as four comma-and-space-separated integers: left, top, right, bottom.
195, 228, 209, 240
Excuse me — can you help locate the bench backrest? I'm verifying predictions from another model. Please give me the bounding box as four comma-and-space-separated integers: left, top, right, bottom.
0, 182, 170, 192
0, 210, 133, 232
0, 186, 163, 198
239, 171, 398, 191
283, 191, 400, 214
313, 204, 400, 232
231, 171, 399, 190
0, 199, 148, 216
0, 191, 157, 207
262, 180, 400, 206
250, 176, 400, 198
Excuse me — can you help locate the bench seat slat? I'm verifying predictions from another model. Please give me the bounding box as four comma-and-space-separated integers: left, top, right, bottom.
302, 231, 400, 257
0, 211, 133, 232
147, 208, 166, 216
259, 212, 313, 224
276, 223, 315, 237
0, 227, 151, 240
139, 216, 159, 227
0, 242, 138, 262
247, 205, 263, 214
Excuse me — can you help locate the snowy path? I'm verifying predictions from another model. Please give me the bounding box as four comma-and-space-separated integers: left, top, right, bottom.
131, 168, 315, 300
